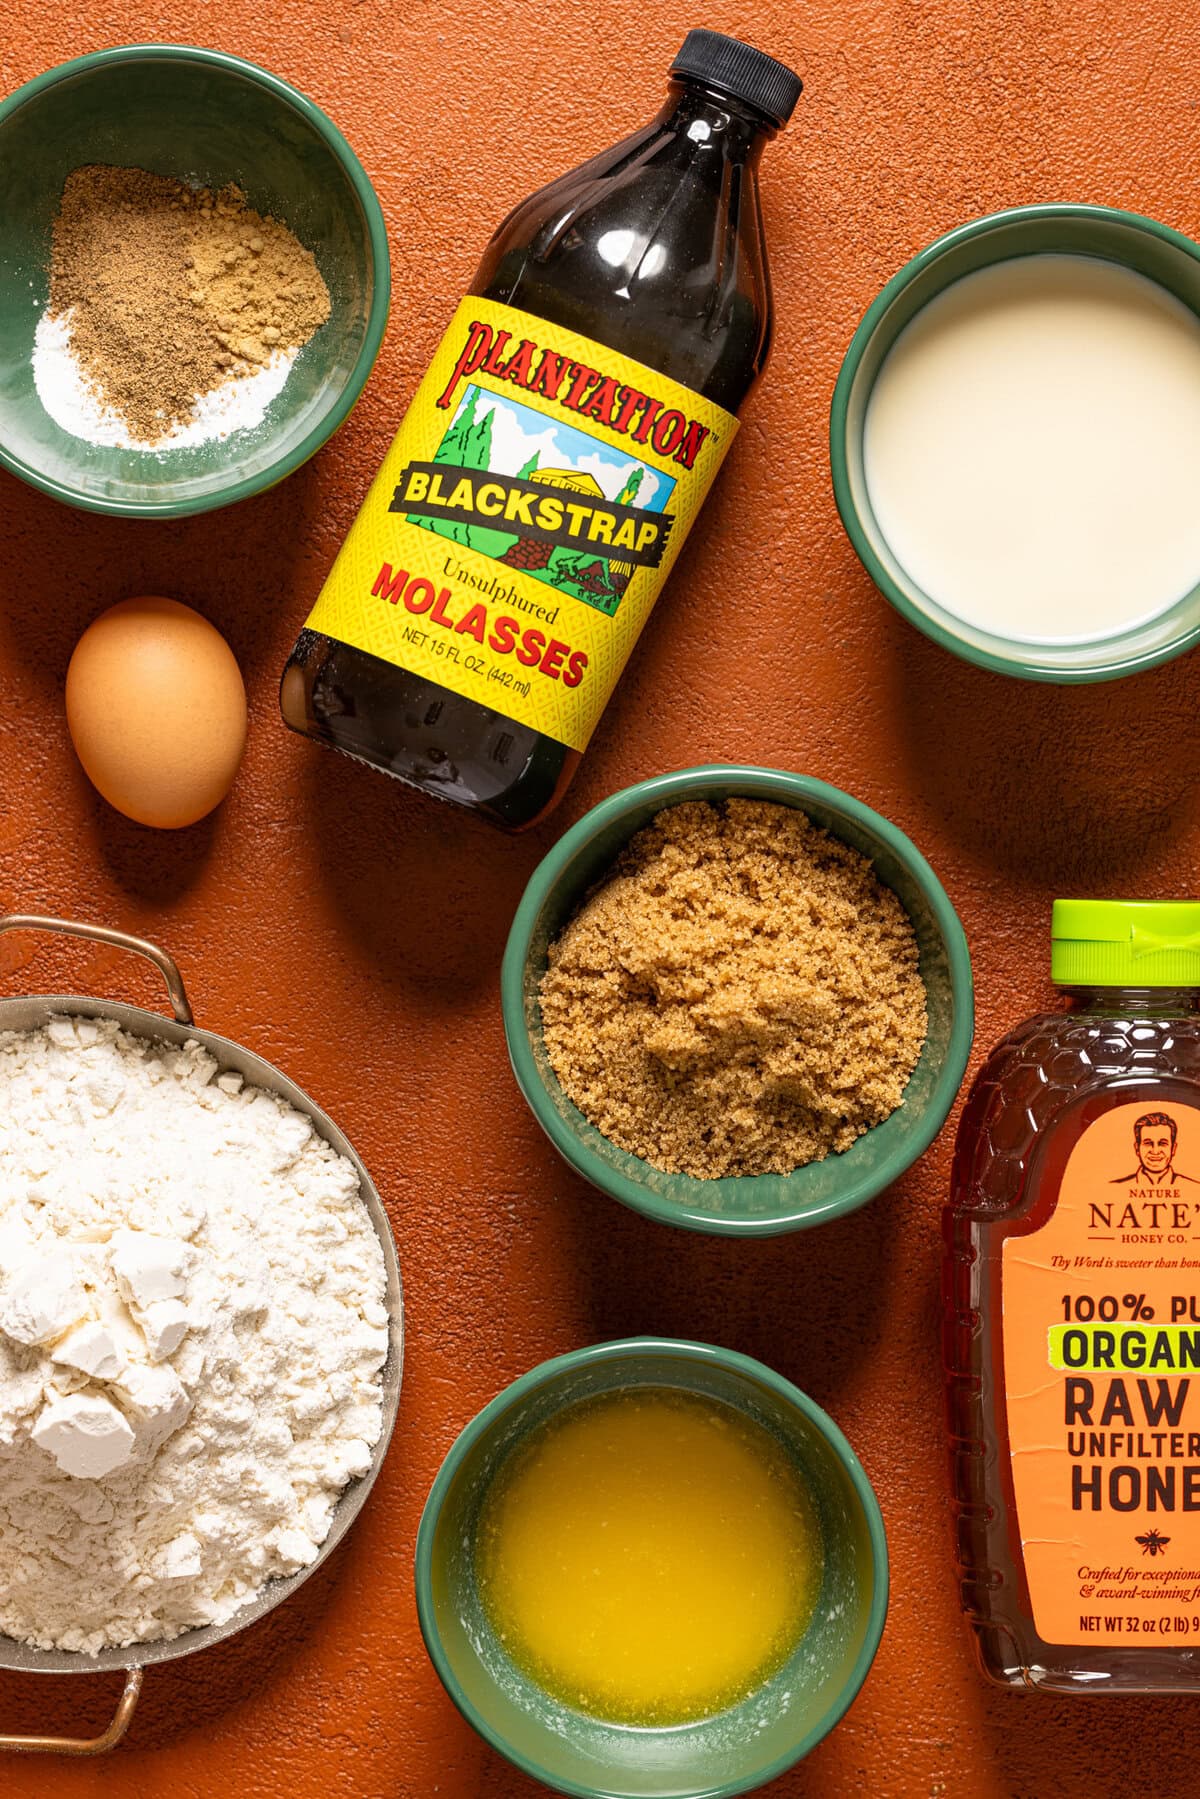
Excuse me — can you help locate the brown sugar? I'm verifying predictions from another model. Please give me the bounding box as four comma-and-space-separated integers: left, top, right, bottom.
48, 165, 331, 442
539, 799, 929, 1180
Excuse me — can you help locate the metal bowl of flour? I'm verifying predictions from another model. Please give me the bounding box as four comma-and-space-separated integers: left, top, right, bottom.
0, 913, 403, 1757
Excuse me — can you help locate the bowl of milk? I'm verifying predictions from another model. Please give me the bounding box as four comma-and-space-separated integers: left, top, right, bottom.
831, 204, 1200, 680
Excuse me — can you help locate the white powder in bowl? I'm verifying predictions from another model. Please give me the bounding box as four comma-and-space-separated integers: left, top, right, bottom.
0, 1016, 390, 1654
33, 309, 298, 453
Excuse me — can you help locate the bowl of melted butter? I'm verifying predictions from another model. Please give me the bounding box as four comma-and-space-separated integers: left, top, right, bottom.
415, 1338, 887, 1798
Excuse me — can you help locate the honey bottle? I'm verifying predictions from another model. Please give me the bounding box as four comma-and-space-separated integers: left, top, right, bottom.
280, 31, 801, 829
946, 900, 1200, 1692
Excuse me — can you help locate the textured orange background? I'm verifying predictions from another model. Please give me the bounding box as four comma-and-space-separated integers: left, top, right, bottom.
3, 3, 1200, 1795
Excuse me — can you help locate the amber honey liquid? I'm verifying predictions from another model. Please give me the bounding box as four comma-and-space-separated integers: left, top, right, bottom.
945, 987, 1200, 1692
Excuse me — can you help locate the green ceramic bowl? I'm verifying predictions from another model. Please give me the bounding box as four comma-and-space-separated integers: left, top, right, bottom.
501, 765, 973, 1237
0, 45, 389, 516
415, 1338, 888, 1799
830, 203, 1200, 682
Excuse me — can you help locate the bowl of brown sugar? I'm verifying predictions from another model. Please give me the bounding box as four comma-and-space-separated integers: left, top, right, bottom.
502, 766, 974, 1236
0, 45, 388, 516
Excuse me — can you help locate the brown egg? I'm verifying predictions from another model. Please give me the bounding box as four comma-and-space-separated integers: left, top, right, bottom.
66, 597, 247, 829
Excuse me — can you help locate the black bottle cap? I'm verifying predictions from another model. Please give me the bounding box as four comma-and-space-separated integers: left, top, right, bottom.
670, 29, 802, 128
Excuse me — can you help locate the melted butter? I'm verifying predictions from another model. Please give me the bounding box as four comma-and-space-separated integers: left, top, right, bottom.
475, 1386, 823, 1724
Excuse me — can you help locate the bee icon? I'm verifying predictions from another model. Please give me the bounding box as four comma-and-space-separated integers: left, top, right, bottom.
1135, 1529, 1171, 1557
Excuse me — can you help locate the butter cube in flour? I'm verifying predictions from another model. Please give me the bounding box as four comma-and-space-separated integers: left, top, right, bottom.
137, 1300, 189, 1363
32, 1392, 135, 1479
111, 1230, 188, 1310
0, 1257, 88, 1347
50, 1320, 126, 1382
112, 1362, 193, 1454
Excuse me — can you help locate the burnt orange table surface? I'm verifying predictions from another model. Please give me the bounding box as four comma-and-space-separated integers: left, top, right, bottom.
3, 2, 1200, 1794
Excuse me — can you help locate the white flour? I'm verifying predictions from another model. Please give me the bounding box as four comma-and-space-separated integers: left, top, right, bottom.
0, 1017, 389, 1654
33, 309, 297, 452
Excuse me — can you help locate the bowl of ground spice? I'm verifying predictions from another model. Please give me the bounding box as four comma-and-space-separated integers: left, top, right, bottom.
502, 766, 974, 1235
0, 45, 388, 515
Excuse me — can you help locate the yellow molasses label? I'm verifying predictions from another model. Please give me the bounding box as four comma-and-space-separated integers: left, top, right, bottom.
302, 298, 738, 752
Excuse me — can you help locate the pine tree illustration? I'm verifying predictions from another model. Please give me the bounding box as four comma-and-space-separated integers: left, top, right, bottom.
411, 387, 496, 545
465, 402, 493, 471
440, 387, 479, 462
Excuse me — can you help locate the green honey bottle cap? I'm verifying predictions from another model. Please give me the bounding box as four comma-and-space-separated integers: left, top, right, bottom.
1052, 898, 1200, 987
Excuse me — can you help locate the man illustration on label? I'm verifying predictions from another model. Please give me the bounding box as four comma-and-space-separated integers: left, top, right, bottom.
1112, 1110, 1198, 1185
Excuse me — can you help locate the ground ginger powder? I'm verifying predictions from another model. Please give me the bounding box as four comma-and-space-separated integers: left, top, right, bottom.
539, 800, 929, 1180
49, 165, 331, 441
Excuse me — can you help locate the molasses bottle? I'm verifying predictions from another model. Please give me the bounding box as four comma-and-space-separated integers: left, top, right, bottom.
280, 30, 800, 829
946, 900, 1200, 1692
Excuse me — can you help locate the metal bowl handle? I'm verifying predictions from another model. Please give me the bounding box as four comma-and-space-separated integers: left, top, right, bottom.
0, 915, 193, 1026
0, 1668, 143, 1756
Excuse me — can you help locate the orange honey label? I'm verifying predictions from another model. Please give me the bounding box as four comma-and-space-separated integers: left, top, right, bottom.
1004, 1101, 1200, 1646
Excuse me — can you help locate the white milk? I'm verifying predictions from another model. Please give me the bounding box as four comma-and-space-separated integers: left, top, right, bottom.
863, 253, 1200, 644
